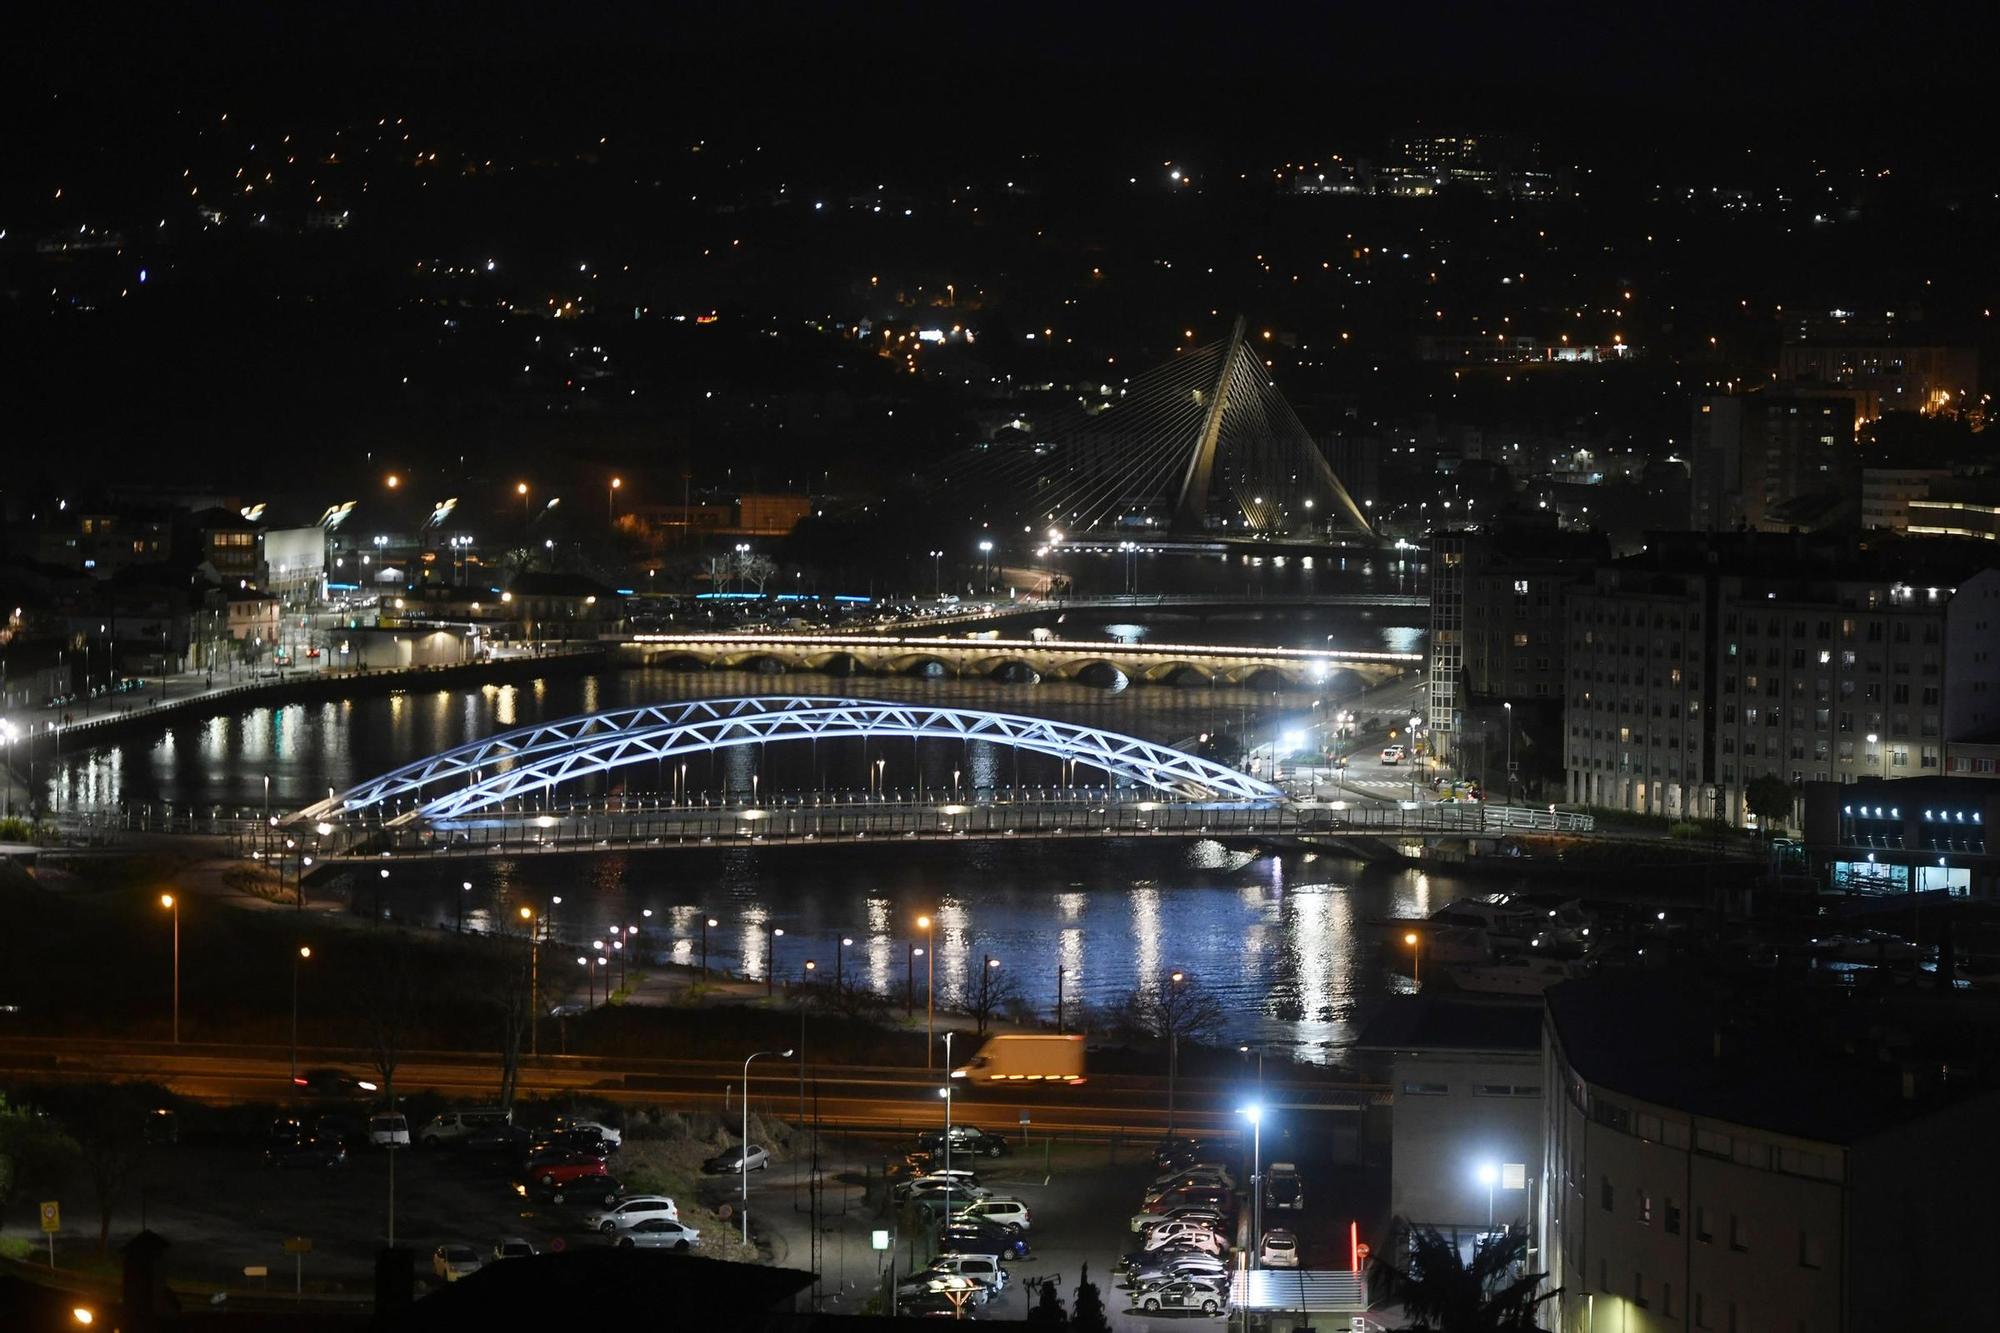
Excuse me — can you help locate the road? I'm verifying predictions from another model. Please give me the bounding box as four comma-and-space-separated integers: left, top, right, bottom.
0, 1036, 1382, 1139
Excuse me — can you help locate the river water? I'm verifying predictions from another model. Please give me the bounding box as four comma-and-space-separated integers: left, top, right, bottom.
40, 553, 1476, 1060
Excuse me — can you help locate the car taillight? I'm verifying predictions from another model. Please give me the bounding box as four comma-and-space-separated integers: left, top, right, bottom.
292, 1078, 307, 1086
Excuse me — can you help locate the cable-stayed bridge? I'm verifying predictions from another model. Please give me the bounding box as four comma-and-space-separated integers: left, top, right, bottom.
934, 318, 1370, 540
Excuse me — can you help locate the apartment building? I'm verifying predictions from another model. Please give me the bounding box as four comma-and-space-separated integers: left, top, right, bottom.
1541, 973, 2000, 1332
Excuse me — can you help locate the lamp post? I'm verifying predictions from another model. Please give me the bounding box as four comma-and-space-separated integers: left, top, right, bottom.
1057, 964, 1066, 1034
742, 1048, 793, 1243
941, 1031, 956, 1176
519, 906, 541, 1055
766, 924, 785, 997
1409, 715, 1422, 802
978, 539, 993, 591
1241, 1103, 1264, 1262
160, 893, 180, 1044
917, 915, 935, 1066
702, 917, 717, 981
1478, 1161, 1499, 1229
608, 476, 622, 524
930, 549, 943, 597
291, 946, 312, 1084
1166, 969, 1185, 1133
907, 944, 922, 1017
1503, 701, 1515, 806
1405, 931, 1421, 987
836, 936, 853, 992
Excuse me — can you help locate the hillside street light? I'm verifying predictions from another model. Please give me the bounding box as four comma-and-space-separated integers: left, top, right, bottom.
608, 476, 622, 523
702, 917, 718, 980
918, 915, 936, 1066
836, 936, 853, 990
1242, 1104, 1264, 1261
766, 925, 785, 997
160, 893, 180, 1044
1405, 931, 1421, 987
741, 1048, 794, 1242
291, 946, 312, 1084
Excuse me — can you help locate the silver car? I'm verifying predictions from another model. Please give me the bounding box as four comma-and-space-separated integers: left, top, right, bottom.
584, 1195, 680, 1233
615, 1217, 700, 1251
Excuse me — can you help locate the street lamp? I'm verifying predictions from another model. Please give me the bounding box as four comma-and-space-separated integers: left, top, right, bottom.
765, 924, 785, 997
1405, 931, 1421, 987
160, 893, 180, 1044
929, 549, 944, 596
1241, 1103, 1264, 1262
1502, 701, 1515, 806
608, 476, 622, 523
1166, 970, 1185, 1133
741, 1048, 794, 1242
1477, 1161, 1499, 1228
1409, 715, 1423, 802
836, 936, 853, 991
907, 944, 923, 1017
291, 946, 312, 1084
978, 539, 994, 590
517, 481, 530, 518
518, 906, 541, 1054
917, 914, 936, 1066
702, 917, 718, 981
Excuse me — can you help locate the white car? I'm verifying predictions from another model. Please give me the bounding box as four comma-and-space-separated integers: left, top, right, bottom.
493, 1237, 536, 1261
894, 1174, 988, 1204
584, 1196, 679, 1233
1380, 744, 1406, 764
1259, 1228, 1300, 1268
1146, 1224, 1228, 1255
556, 1118, 622, 1148
615, 1218, 700, 1251
368, 1114, 411, 1148
952, 1197, 1031, 1231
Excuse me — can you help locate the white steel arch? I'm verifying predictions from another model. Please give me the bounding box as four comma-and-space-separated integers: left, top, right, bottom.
302, 696, 1280, 823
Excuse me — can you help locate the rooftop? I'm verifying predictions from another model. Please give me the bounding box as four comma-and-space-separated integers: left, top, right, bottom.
1545, 969, 2000, 1145
1352, 994, 1542, 1054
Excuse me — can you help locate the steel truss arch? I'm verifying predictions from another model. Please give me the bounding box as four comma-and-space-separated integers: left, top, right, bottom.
302, 696, 1280, 823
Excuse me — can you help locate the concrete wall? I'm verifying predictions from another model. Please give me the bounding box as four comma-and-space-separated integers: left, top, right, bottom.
1389, 1049, 1542, 1234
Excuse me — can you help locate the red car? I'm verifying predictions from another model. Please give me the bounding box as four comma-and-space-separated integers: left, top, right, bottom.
532, 1155, 610, 1189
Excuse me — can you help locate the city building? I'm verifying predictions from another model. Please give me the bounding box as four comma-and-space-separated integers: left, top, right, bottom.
1799, 774, 1996, 895
501, 572, 623, 640
1541, 972, 2000, 1332
1906, 477, 2000, 543
1563, 533, 2000, 824
191, 507, 263, 585
1688, 392, 1859, 533
262, 526, 329, 602
1777, 340, 1978, 417
32, 506, 174, 577
1858, 465, 1953, 531
1353, 996, 1543, 1252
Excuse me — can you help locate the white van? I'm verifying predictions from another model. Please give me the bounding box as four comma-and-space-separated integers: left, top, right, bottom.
419, 1108, 512, 1147
368, 1113, 411, 1148
949, 1034, 1086, 1086
926, 1253, 1007, 1291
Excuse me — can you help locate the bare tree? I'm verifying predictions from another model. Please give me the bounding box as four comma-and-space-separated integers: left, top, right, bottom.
484, 932, 536, 1109
963, 956, 1024, 1037
34, 1084, 150, 1254
1117, 969, 1227, 1048
357, 936, 425, 1106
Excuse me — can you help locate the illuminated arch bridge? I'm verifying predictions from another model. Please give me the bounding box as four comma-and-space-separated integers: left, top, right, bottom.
297, 695, 1281, 827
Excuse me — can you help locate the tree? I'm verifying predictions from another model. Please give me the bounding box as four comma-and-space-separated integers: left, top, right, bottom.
1070, 1262, 1112, 1333
1744, 771, 1796, 835
480, 932, 536, 1109
1369, 1223, 1557, 1332
1027, 1276, 1068, 1324
1117, 969, 1226, 1048
0, 1095, 81, 1233
963, 956, 1024, 1036
357, 935, 426, 1105
32, 1085, 152, 1254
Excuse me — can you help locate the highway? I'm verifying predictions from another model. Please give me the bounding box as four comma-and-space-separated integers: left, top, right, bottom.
0, 1036, 1383, 1138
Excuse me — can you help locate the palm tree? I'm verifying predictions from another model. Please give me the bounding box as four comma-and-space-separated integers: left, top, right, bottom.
1368, 1222, 1557, 1331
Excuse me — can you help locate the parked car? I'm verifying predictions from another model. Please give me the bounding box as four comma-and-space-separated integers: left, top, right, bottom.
1147, 1166, 1237, 1197
892, 1173, 987, 1204
1145, 1221, 1227, 1254
265, 1135, 346, 1170
1125, 1252, 1229, 1287
615, 1217, 700, 1251
420, 1108, 513, 1148
463, 1123, 533, 1154
916, 1127, 1009, 1158
526, 1131, 612, 1162
1259, 1228, 1299, 1268
431, 1245, 482, 1283
514, 1174, 623, 1207
923, 1253, 1007, 1293
368, 1113, 411, 1148
897, 1273, 991, 1308
311, 1113, 360, 1148
1153, 1136, 1235, 1171
937, 1219, 1030, 1260
951, 1196, 1030, 1231
552, 1118, 621, 1148
1136, 1275, 1229, 1315
530, 1156, 611, 1190
1139, 1186, 1234, 1220
702, 1144, 770, 1174
584, 1196, 680, 1233
1380, 744, 1407, 765
1134, 1205, 1230, 1235
1263, 1162, 1303, 1211
492, 1238, 536, 1261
